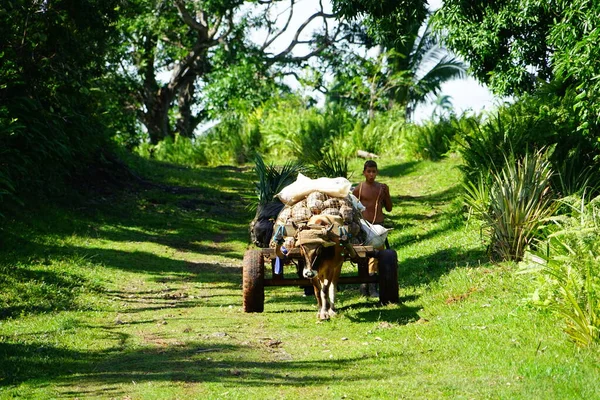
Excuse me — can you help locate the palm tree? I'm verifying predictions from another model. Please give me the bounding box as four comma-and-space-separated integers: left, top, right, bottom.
432, 94, 454, 119
385, 16, 466, 120
326, 13, 466, 121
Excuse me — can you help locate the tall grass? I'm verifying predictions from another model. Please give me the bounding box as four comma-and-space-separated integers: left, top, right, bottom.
136, 135, 209, 166
403, 118, 457, 160
131, 99, 482, 170
302, 147, 351, 178
522, 195, 600, 346
346, 110, 405, 156
464, 150, 557, 261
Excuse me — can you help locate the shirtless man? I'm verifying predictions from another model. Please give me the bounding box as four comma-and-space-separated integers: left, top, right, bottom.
353, 160, 393, 297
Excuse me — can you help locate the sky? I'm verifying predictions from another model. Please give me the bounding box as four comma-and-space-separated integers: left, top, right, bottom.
253, 0, 500, 122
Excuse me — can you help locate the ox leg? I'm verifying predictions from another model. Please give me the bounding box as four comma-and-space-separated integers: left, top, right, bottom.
318, 281, 331, 320
326, 262, 343, 318
327, 280, 337, 317
312, 281, 327, 320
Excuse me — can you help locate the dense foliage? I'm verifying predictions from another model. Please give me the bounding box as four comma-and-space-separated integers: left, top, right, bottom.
435, 0, 600, 135
523, 195, 600, 347
459, 93, 600, 195
464, 150, 557, 262
0, 1, 119, 213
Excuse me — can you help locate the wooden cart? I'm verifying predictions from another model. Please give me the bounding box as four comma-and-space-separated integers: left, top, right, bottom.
242, 245, 400, 312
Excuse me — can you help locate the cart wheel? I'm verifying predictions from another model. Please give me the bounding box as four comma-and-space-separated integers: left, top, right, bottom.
243, 250, 265, 312
378, 249, 399, 305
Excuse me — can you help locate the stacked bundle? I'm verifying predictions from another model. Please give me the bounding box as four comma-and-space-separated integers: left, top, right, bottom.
271, 191, 365, 248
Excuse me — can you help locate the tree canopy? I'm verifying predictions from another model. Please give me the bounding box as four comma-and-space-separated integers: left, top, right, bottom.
435, 0, 600, 131
326, 11, 465, 120
0, 0, 120, 206
115, 0, 351, 144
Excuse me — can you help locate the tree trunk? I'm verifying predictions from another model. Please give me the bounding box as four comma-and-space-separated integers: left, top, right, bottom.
176, 76, 196, 138
143, 87, 173, 145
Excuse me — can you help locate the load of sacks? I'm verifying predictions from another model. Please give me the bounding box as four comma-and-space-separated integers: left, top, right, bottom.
271, 190, 366, 249
269, 173, 368, 249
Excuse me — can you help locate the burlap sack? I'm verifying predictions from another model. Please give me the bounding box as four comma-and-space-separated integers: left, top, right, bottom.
291, 200, 312, 222
306, 191, 326, 214
339, 204, 353, 223
322, 198, 345, 209
321, 207, 341, 216
296, 227, 334, 246
275, 206, 292, 226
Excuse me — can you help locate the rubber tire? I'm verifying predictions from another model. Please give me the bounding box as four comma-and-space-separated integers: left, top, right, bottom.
243, 250, 265, 312
378, 249, 399, 305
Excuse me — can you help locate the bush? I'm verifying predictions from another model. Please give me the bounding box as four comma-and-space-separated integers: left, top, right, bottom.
459, 93, 600, 196
0, 1, 120, 215
252, 154, 302, 206
464, 150, 557, 261
522, 195, 600, 347
136, 135, 209, 166
403, 117, 457, 161
346, 110, 405, 156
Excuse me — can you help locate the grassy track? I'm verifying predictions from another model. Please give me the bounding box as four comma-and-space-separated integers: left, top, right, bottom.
1, 155, 599, 399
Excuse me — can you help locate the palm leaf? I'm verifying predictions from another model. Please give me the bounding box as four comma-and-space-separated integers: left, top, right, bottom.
253, 154, 302, 207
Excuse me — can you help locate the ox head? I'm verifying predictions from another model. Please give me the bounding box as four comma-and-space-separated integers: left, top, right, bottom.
296, 215, 343, 279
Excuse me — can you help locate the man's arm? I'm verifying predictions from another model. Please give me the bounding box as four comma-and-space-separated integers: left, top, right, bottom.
352, 183, 360, 198
382, 184, 392, 212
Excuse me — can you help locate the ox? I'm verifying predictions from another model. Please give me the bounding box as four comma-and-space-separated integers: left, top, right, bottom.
295, 214, 347, 320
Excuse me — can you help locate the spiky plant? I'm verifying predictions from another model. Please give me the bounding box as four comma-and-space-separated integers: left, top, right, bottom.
253, 154, 302, 207
464, 150, 557, 261
313, 148, 350, 179
553, 147, 600, 198
404, 118, 455, 161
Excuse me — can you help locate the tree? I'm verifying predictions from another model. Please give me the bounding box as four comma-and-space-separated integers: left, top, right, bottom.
325, 51, 413, 119
434, 0, 600, 133
332, 0, 428, 47
387, 17, 466, 119
432, 94, 454, 119
116, 0, 348, 145
0, 0, 120, 208
434, 0, 554, 96
326, 15, 466, 120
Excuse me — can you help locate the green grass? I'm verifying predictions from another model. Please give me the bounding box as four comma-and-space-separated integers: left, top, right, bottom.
1, 154, 599, 399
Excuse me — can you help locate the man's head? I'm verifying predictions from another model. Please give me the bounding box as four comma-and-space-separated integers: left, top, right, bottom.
363, 160, 378, 183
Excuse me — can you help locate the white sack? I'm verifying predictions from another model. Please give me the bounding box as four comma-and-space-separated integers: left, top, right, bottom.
359, 219, 390, 248
348, 193, 366, 212
276, 173, 352, 205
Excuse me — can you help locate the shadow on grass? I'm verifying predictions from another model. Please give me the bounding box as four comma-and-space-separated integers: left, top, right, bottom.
0, 241, 243, 320
71, 246, 243, 279
343, 304, 422, 324
1, 159, 255, 269
263, 289, 423, 324
377, 161, 420, 178
0, 339, 384, 396
397, 247, 488, 287
0, 264, 93, 320
396, 184, 462, 204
